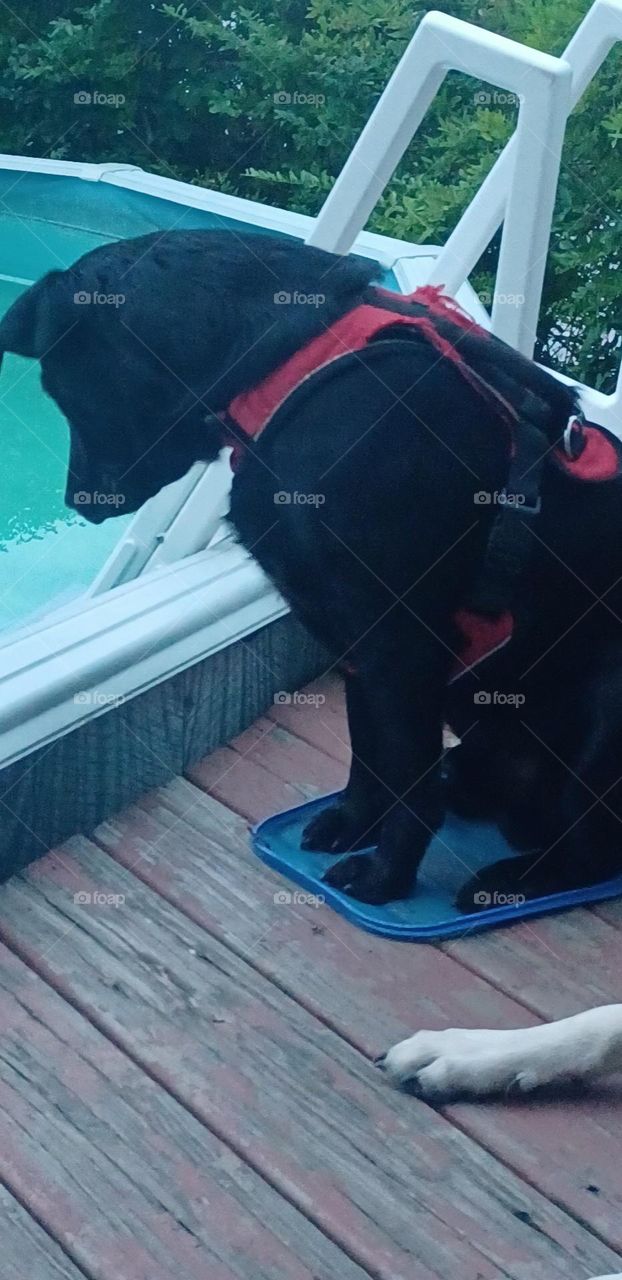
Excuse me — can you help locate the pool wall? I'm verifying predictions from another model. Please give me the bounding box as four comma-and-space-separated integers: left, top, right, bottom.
0, 613, 327, 878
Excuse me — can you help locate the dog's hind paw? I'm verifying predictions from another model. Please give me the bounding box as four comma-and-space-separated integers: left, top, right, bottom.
455, 853, 544, 914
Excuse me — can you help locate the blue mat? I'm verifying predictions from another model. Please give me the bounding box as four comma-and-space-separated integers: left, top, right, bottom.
252, 790, 622, 940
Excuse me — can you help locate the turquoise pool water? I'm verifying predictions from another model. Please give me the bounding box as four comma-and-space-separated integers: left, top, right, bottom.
0, 174, 297, 631
0, 199, 130, 632
0, 171, 395, 632
0, 258, 129, 630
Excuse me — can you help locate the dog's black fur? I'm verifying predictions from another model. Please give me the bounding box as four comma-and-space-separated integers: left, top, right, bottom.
2, 229, 622, 907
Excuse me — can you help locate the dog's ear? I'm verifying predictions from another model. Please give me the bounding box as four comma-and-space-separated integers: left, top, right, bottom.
0, 270, 76, 372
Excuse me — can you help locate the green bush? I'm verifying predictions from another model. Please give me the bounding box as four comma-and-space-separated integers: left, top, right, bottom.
1, 0, 620, 388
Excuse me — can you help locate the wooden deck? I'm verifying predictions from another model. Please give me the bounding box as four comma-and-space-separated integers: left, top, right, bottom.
1, 675, 622, 1280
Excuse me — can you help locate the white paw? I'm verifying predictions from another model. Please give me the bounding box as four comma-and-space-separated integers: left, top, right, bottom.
380, 1025, 575, 1100
380, 1007, 622, 1101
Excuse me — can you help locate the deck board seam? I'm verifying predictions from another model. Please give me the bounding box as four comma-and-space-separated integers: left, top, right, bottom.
181, 755, 307, 817
0, 1163, 95, 1280
439, 913, 622, 1022
438, 1106, 622, 1268
228, 724, 341, 785
442, 1105, 622, 1264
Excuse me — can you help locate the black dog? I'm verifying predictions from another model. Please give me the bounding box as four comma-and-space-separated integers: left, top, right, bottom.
2, 229, 622, 908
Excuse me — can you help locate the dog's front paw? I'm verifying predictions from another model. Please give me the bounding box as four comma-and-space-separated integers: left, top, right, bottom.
378, 1014, 609, 1101
378, 1028, 546, 1100
301, 801, 377, 854
378, 1029, 488, 1099
323, 851, 410, 903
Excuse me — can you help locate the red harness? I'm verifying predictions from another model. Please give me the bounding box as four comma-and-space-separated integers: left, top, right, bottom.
226, 285, 517, 446
223, 286, 620, 680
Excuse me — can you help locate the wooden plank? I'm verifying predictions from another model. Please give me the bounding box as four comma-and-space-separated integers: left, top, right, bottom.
0, 1181, 89, 1280
591, 899, 622, 932
1, 842, 619, 1280
186, 746, 312, 822
96, 778, 622, 1250
267, 676, 350, 765
230, 718, 347, 795
444, 909, 622, 1015
187, 678, 347, 818
97, 780, 536, 1046
0, 939, 368, 1280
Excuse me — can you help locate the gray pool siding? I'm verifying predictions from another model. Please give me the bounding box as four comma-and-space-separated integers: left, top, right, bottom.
0, 616, 329, 879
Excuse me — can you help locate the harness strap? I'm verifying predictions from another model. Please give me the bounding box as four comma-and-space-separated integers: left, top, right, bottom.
225, 285, 518, 441
467, 418, 546, 617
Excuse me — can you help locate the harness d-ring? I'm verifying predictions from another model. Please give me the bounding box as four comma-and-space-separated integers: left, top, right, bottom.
563, 414, 586, 460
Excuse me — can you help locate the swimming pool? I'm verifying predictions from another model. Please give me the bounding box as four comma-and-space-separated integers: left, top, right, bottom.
0, 169, 403, 633
0, 175, 261, 631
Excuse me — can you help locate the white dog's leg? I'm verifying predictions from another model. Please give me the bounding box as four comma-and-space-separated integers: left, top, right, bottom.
380, 1004, 622, 1100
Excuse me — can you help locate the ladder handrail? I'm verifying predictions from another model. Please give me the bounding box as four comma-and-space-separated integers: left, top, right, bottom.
431, 0, 622, 300
307, 10, 571, 356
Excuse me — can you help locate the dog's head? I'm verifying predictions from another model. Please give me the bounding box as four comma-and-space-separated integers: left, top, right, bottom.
0, 230, 377, 520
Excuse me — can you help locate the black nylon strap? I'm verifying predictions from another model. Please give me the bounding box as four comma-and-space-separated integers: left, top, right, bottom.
467, 418, 548, 616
